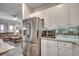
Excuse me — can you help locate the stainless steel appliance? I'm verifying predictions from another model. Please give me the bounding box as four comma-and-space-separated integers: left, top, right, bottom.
22, 17, 43, 56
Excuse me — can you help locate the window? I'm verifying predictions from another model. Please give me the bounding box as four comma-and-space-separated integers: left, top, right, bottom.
0, 24, 4, 33
9, 25, 14, 32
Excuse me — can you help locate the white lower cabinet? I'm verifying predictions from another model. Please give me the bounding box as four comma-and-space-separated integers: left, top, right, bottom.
58, 41, 73, 56
47, 40, 57, 56
74, 44, 79, 56
41, 44, 48, 56
41, 39, 79, 56
58, 47, 72, 56
58, 41, 72, 49
41, 39, 58, 56
47, 44, 57, 56
41, 40, 48, 56
72, 43, 79, 56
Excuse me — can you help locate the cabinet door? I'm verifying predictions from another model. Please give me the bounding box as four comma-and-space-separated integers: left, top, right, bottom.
42, 8, 51, 28
41, 43, 48, 56
58, 4, 69, 27
72, 43, 76, 56
50, 6, 59, 28
47, 44, 57, 56
47, 40, 57, 56
35, 11, 43, 19
41, 39, 57, 56
30, 11, 43, 19
41, 39, 48, 56
30, 12, 36, 17
58, 41, 72, 56
70, 4, 79, 26
50, 4, 69, 28
72, 43, 79, 56
75, 44, 79, 56
58, 47, 72, 56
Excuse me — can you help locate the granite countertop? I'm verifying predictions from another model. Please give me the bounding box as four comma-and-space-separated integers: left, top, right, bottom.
41, 37, 79, 45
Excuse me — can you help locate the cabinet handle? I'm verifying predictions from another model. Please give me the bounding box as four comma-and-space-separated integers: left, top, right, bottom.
64, 44, 66, 46
58, 48, 60, 50
47, 45, 50, 47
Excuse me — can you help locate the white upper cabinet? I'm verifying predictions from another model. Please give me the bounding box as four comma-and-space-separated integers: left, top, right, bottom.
49, 4, 69, 28
35, 11, 43, 19
42, 8, 51, 28
70, 4, 79, 26
30, 3, 79, 28
30, 11, 43, 19
50, 3, 79, 27
58, 4, 69, 27
49, 6, 59, 28
30, 4, 69, 29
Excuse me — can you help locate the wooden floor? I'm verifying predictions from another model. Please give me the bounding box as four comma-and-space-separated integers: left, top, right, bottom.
0, 41, 23, 56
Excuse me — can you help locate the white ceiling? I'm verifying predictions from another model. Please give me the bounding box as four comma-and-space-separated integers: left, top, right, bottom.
0, 3, 22, 19
26, 3, 60, 11
0, 3, 60, 19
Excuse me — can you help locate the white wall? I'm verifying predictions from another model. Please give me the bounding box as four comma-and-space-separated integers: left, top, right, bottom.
0, 11, 13, 20
0, 10, 21, 23
0, 11, 21, 33
0, 21, 21, 33
22, 4, 33, 19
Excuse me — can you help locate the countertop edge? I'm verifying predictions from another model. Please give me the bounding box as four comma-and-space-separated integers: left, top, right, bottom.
41, 37, 79, 46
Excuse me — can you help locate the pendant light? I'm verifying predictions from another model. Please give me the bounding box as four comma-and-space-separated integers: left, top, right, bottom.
12, 15, 17, 20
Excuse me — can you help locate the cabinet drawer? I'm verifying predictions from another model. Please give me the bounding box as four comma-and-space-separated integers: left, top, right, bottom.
48, 40, 57, 45
58, 47, 72, 56
41, 39, 48, 43
58, 41, 72, 48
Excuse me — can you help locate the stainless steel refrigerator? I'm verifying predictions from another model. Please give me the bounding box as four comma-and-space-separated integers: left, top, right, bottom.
22, 17, 43, 56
